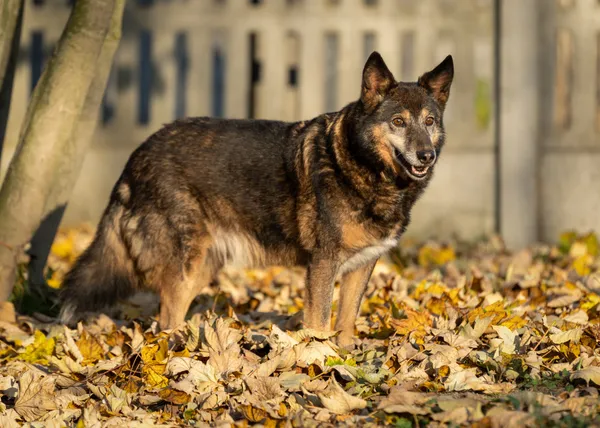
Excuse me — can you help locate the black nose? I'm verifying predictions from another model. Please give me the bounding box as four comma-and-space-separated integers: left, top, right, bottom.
416, 150, 435, 164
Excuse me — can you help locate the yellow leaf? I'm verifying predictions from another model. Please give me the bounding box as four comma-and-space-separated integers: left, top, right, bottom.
141, 339, 169, 389
155, 338, 169, 362
46, 273, 61, 289
500, 316, 528, 331
426, 297, 453, 316
123, 378, 142, 394
20, 331, 55, 364
583, 232, 599, 257
467, 301, 506, 325
581, 293, 600, 311
418, 244, 455, 268
241, 405, 268, 422
446, 288, 461, 305
264, 418, 280, 428
412, 281, 448, 300
572, 255, 592, 276
144, 363, 168, 388
437, 365, 450, 381
141, 344, 159, 364
76, 330, 104, 364
391, 308, 432, 343
50, 234, 74, 260
172, 348, 190, 358
278, 402, 288, 418
559, 230, 578, 254
158, 388, 190, 405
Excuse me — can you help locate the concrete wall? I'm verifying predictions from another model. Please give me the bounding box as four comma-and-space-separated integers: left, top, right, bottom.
2, 0, 598, 244
538, 0, 600, 242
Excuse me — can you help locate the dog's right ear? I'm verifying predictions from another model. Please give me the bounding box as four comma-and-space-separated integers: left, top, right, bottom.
361, 51, 395, 112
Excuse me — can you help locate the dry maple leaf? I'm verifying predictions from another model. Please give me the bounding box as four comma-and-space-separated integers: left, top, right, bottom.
570, 367, 600, 387
378, 386, 433, 414
492, 325, 519, 354
106, 384, 131, 414
550, 327, 583, 344
203, 318, 243, 354
317, 377, 367, 415
0, 409, 20, 428
391, 308, 432, 342
294, 341, 339, 367
76, 330, 105, 364
167, 356, 220, 395
245, 376, 286, 405
14, 371, 58, 422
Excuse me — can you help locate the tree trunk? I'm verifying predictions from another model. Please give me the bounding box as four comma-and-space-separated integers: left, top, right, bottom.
27, 0, 126, 289
0, 0, 24, 166
0, 0, 117, 302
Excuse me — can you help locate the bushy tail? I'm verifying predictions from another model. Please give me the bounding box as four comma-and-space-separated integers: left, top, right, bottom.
59, 207, 136, 324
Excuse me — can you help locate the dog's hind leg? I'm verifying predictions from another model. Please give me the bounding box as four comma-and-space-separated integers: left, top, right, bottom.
334, 260, 376, 348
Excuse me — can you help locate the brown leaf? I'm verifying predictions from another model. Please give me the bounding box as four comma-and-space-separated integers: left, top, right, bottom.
158, 388, 191, 405
14, 371, 57, 422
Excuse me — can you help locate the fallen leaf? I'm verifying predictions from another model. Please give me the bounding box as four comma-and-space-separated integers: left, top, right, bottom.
19, 331, 55, 364
295, 341, 338, 367
570, 367, 600, 387
317, 377, 367, 415
167, 357, 219, 394
106, 384, 130, 414
492, 325, 519, 354
76, 330, 104, 364
550, 328, 583, 344
158, 388, 191, 404
278, 372, 310, 391
14, 371, 57, 421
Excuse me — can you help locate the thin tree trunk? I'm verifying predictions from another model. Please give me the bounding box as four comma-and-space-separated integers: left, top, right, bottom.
0, 0, 24, 167
0, 0, 116, 302
27, 0, 125, 289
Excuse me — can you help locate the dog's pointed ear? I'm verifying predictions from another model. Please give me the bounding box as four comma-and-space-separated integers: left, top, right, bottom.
361, 52, 395, 112
418, 55, 454, 109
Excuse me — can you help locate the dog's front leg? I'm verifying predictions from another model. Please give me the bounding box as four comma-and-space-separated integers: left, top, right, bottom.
304, 255, 339, 332
334, 260, 377, 348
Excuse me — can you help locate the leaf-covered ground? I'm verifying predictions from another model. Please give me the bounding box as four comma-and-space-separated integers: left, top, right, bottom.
1, 227, 600, 427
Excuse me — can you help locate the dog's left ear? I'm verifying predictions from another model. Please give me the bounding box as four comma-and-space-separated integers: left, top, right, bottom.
361, 51, 395, 112
418, 55, 454, 109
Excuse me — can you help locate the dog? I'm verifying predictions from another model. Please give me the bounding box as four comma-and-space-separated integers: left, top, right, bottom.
60, 51, 453, 347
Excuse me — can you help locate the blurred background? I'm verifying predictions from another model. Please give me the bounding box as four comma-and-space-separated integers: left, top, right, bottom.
2, 0, 599, 249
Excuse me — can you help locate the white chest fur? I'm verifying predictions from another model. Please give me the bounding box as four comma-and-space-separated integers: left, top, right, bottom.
339, 237, 399, 275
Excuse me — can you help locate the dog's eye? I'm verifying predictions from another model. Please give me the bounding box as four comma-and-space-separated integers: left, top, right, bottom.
425, 117, 435, 126
392, 117, 406, 128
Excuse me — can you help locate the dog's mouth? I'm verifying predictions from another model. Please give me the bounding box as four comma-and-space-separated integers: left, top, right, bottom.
393, 148, 432, 179
410, 164, 430, 177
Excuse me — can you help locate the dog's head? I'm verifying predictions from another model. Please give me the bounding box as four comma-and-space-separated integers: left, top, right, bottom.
357, 52, 454, 181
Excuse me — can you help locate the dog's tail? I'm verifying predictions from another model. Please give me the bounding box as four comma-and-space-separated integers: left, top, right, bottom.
59, 204, 136, 323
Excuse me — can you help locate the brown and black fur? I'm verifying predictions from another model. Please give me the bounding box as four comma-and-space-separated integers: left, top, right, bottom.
60, 52, 454, 347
